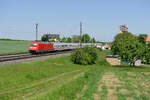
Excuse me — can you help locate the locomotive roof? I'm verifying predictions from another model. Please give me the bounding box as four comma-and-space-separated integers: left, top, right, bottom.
30, 41, 52, 44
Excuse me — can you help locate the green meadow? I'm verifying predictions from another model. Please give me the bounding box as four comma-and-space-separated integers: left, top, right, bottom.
0, 50, 150, 100
0, 39, 30, 55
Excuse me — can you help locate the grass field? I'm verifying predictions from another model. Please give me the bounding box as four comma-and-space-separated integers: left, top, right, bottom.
0, 50, 150, 100
0, 39, 30, 55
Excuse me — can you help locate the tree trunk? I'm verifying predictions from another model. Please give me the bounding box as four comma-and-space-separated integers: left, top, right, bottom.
129, 62, 135, 67
129, 63, 132, 67
133, 62, 135, 67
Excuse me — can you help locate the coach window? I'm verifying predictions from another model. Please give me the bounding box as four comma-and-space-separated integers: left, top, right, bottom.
31, 44, 37, 46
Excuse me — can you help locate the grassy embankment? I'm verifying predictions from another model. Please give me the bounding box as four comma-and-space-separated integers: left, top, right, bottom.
0, 39, 30, 55
0, 50, 150, 100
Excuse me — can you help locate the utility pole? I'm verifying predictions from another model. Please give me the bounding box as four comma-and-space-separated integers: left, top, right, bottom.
92, 38, 93, 45
84, 34, 85, 43
80, 22, 82, 47
35, 23, 38, 41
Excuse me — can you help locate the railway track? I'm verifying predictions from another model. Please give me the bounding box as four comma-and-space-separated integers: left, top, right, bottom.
0, 49, 73, 62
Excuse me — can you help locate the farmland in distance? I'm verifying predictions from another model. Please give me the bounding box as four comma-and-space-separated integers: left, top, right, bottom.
0, 39, 30, 55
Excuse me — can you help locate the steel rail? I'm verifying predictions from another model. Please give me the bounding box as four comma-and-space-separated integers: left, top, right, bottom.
0, 49, 73, 62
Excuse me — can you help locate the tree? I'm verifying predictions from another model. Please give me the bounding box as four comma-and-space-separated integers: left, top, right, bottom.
61, 37, 66, 42
72, 35, 80, 43
137, 34, 147, 44
81, 34, 90, 43
56, 37, 61, 42
41, 35, 48, 41
66, 37, 72, 43
147, 42, 150, 47
91, 38, 96, 43
142, 43, 150, 64
142, 46, 150, 64
112, 32, 144, 66
49, 39, 55, 42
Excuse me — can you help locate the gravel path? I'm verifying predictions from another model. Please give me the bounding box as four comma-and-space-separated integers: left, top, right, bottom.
0, 53, 71, 66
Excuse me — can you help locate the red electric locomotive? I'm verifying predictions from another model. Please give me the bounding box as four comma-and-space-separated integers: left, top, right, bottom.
29, 41, 54, 54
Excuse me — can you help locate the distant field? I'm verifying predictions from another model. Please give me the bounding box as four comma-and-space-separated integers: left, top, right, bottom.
0, 40, 30, 55
0, 50, 150, 100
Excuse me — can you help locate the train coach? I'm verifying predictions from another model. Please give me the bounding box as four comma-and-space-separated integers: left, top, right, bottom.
29, 41, 54, 54
29, 41, 95, 54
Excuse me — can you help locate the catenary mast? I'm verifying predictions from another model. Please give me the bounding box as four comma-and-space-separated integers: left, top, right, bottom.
80, 22, 82, 47
35, 23, 38, 41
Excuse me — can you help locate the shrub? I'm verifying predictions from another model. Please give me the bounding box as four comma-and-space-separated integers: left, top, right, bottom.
83, 47, 98, 64
98, 59, 110, 66
71, 49, 90, 65
71, 47, 98, 65
97, 48, 102, 51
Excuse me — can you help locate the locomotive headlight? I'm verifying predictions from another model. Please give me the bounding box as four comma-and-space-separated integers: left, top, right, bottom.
32, 47, 36, 49
30, 47, 36, 50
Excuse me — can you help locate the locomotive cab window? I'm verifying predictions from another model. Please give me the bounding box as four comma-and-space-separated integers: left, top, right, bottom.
31, 44, 37, 46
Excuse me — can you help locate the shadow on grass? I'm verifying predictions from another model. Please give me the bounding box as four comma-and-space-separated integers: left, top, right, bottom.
110, 65, 150, 72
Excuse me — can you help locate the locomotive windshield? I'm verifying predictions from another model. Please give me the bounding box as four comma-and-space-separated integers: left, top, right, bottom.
30, 44, 37, 46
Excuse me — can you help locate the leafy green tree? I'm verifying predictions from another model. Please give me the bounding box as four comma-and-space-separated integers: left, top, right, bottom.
112, 32, 145, 66
41, 35, 48, 41
147, 42, 150, 47
66, 37, 72, 43
56, 37, 61, 41
81, 34, 90, 43
142, 46, 150, 64
61, 37, 66, 42
137, 34, 147, 44
91, 38, 96, 43
142, 43, 150, 64
49, 39, 55, 42
72, 35, 80, 43
138, 41, 150, 64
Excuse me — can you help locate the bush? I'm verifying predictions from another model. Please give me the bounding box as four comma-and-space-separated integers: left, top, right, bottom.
71, 47, 98, 65
71, 49, 90, 65
98, 59, 110, 66
97, 48, 102, 51
83, 47, 98, 64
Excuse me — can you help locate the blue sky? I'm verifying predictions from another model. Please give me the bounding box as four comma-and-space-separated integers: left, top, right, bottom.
0, 0, 150, 41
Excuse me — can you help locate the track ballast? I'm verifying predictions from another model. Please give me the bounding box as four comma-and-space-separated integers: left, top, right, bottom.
0, 49, 73, 62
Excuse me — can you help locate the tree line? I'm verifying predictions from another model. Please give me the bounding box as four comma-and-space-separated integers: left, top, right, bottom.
41, 34, 96, 43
